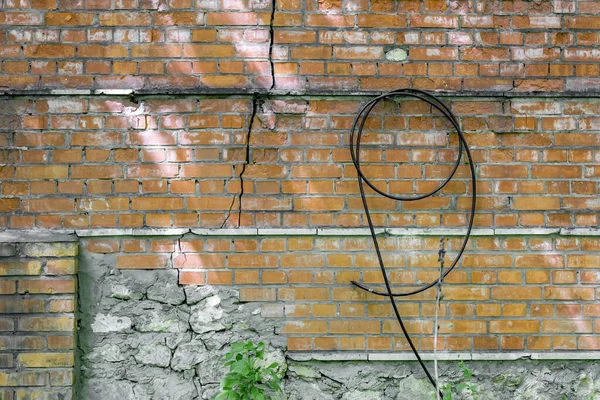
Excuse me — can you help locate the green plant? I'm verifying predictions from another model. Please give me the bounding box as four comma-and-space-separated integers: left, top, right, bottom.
216, 340, 282, 400
435, 361, 479, 400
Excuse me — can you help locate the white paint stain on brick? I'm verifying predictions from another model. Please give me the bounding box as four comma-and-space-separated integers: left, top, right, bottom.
426, 48, 441, 57
44, 99, 86, 114
403, 32, 419, 44
511, 101, 561, 115
529, 16, 561, 28
385, 48, 408, 62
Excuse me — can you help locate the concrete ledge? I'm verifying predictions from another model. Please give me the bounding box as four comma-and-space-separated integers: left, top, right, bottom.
4, 227, 600, 238
318, 228, 384, 236
386, 228, 495, 236
72, 227, 593, 237
287, 352, 368, 362
560, 228, 600, 236
0, 230, 77, 243
192, 228, 258, 236
259, 229, 317, 236
76, 228, 190, 237
6, 89, 600, 99
495, 228, 560, 236
50, 89, 92, 95
94, 89, 133, 95
287, 352, 600, 362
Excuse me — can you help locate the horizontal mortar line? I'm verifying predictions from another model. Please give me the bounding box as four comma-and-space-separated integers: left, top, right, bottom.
287, 352, 600, 362
2, 227, 600, 242
3, 90, 600, 99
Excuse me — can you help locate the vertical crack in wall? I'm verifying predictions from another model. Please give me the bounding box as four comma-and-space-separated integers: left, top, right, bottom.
220, 1, 275, 228
236, 94, 259, 227
268, 0, 277, 91
220, 94, 259, 228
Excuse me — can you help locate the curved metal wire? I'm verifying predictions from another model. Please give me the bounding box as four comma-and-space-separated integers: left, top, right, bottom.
348, 89, 477, 397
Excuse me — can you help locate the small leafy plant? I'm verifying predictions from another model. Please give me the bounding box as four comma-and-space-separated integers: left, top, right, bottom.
216, 340, 282, 400
436, 360, 479, 400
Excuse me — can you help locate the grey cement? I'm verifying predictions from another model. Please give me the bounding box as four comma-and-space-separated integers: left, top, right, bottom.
77, 244, 600, 400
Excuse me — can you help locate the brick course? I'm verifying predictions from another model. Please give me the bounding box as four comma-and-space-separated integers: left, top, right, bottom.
2, 96, 600, 229
1, 0, 600, 92
81, 233, 600, 352
0, 240, 77, 400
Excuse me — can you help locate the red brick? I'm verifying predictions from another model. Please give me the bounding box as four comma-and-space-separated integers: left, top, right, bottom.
99, 12, 151, 26
116, 255, 169, 269
24, 45, 75, 58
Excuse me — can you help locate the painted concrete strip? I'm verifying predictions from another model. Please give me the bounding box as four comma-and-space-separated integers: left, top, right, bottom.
0, 230, 77, 242
7, 227, 600, 241
288, 352, 600, 362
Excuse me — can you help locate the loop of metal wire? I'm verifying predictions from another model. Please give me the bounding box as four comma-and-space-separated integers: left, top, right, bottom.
348, 89, 477, 396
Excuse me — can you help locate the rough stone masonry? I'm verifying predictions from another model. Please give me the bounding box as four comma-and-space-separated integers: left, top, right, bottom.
1, 0, 600, 398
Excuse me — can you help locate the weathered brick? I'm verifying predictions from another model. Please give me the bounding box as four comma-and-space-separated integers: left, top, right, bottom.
116, 255, 169, 269
18, 317, 74, 332
17, 353, 73, 368
21, 243, 77, 258
18, 279, 76, 294
0, 261, 41, 276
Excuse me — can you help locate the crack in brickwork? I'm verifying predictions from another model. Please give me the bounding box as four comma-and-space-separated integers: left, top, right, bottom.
237, 94, 260, 227
221, 0, 275, 228
268, 0, 276, 91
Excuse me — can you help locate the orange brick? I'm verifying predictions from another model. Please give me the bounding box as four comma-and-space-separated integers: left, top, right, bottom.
17, 353, 73, 368
239, 288, 276, 302
279, 288, 328, 301
24, 44, 75, 58
206, 271, 233, 285
116, 255, 168, 269
0, 261, 41, 276
287, 337, 312, 351
490, 320, 539, 334
48, 336, 74, 350
18, 279, 75, 294
18, 317, 74, 332
179, 271, 205, 285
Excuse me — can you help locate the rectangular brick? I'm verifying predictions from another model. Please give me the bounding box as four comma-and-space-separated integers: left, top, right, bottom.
0, 261, 41, 276
490, 320, 540, 334
17, 353, 74, 368
18, 317, 74, 332
21, 243, 77, 257
116, 255, 168, 269
18, 279, 76, 294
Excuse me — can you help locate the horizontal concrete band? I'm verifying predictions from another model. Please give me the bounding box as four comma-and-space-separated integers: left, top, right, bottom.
2, 227, 600, 242
287, 352, 600, 362
5, 89, 600, 99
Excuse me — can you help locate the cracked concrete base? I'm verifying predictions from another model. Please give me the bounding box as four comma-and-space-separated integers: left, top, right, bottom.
77, 245, 600, 400
77, 246, 286, 400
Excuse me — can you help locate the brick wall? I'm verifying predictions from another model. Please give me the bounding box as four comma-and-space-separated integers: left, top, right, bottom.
2, 0, 600, 397
1, 0, 600, 92
0, 239, 77, 400
1, 96, 600, 229
81, 233, 600, 353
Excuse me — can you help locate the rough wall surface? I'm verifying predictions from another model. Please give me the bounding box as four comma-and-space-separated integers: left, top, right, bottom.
2, 96, 600, 229
0, 239, 77, 400
81, 234, 600, 352
2, 0, 600, 398
77, 243, 600, 400
1, 0, 600, 93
